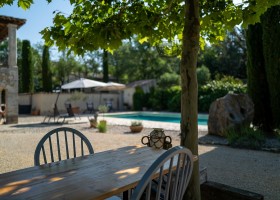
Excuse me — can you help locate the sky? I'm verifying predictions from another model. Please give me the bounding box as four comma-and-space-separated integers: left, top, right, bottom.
0, 0, 73, 46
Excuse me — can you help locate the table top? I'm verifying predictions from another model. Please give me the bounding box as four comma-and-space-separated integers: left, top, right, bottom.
0, 146, 170, 200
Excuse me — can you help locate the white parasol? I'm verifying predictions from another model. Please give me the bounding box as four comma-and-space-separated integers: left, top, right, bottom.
61, 78, 107, 89
95, 82, 126, 91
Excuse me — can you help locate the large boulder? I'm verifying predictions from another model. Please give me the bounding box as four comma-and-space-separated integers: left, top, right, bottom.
208, 93, 254, 137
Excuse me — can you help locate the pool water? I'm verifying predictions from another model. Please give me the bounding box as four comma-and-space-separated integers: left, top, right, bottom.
107, 112, 208, 125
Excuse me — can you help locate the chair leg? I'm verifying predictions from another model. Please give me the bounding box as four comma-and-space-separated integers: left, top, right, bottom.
123, 190, 129, 200
62, 117, 66, 124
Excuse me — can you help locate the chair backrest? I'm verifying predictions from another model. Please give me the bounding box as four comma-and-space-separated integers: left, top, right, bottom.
34, 127, 94, 166
65, 103, 72, 109
131, 146, 194, 200
66, 107, 75, 117
87, 102, 94, 108
86, 102, 94, 112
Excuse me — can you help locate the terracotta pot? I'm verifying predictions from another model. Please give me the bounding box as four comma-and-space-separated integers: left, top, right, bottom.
130, 126, 143, 133
71, 107, 80, 114
31, 109, 40, 116
89, 120, 98, 128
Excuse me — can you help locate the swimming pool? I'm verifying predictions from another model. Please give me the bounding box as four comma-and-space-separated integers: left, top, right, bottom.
107, 112, 208, 125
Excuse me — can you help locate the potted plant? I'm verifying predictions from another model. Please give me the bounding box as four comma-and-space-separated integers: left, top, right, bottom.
130, 121, 143, 133
88, 113, 98, 128
98, 105, 108, 132
31, 107, 40, 116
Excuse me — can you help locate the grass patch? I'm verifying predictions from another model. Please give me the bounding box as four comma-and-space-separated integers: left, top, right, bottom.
226, 126, 265, 150
98, 121, 107, 133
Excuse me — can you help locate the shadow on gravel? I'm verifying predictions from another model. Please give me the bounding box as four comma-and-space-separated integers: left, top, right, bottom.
199, 144, 279, 200
123, 131, 140, 134
11, 121, 87, 128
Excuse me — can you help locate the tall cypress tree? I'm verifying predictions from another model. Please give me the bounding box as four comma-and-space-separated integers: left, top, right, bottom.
261, 6, 280, 128
42, 45, 52, 92
246, 6, 280, 132
246, 24, 272, 132
102, 49, 109, 83
21, 40, 33, 93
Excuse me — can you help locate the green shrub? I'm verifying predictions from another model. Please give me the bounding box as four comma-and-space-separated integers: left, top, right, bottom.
98, 105, 108, 120
226, 126, 265, 149
147, 88, 168, 111
133, 87, 145, 110
98, 121, 107, 133
198, 76, 247, 112
167, 86, 181, 112
146, 88, 156, 110
98, 105, 109, 113
197, 65, 211, 86
147, 86, 181, 111
157, 72, 180, 88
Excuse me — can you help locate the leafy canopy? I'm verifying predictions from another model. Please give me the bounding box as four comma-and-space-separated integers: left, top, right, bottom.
1, 0, 279, 54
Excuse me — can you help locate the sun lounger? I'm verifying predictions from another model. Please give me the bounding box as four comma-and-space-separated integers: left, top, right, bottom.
42, 105, 68, 124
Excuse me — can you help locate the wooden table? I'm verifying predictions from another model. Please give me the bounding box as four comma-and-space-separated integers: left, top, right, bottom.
0, 146, 206, 200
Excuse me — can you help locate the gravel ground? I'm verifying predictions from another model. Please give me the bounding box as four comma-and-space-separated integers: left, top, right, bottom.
0, 115, 279, 200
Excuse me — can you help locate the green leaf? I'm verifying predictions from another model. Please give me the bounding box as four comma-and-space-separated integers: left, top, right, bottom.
0, 0, 14, 7
18, 0, 33, 10
64, 22, 72, 35
139, 37, 149, 44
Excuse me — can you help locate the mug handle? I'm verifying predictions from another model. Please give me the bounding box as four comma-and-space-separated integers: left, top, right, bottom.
164, 136, 172, 144
141, 136, 150, 146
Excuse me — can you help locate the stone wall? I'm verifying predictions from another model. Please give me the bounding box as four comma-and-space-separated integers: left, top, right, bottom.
0, 66, 18, 124
19, 92, 122, 115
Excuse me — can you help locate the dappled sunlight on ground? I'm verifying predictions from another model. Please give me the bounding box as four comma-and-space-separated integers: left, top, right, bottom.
0, 115, 279, 199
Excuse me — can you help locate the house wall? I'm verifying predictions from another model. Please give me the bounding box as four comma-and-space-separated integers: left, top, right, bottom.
0, 23, 20, 124
18, 92, 121, 115
141, 80, 156, 93
123, 88, 135, 109
0, 67, 18, 123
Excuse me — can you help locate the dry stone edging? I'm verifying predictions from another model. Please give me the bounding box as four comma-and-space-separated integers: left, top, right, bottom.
198, 135, 280, 153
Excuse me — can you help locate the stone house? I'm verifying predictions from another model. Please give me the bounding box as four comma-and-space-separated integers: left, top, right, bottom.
0, 15, 26, 124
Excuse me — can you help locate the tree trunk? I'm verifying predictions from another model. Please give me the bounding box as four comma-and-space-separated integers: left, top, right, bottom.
103, 49, 109, 82
180, 0, 200, 199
